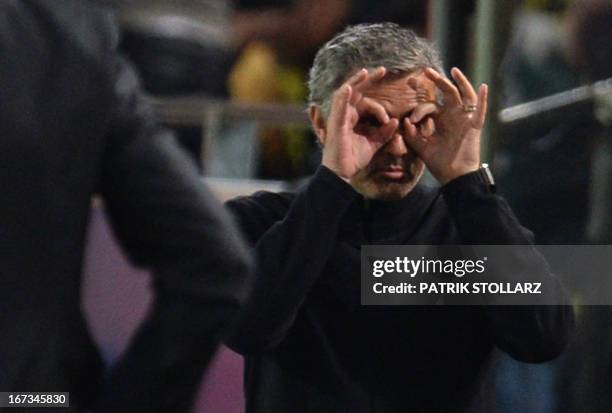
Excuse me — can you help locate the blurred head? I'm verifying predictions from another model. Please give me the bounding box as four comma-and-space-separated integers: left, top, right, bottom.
307, 23, 443, 200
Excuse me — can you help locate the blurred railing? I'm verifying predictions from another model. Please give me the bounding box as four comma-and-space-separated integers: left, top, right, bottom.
498, 77, 612, 243
149, 96, 309, 126
498, 76, 612, 142
147, 96, 309, 174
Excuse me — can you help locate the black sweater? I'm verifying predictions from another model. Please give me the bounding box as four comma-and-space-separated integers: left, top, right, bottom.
226, 165, 573, 413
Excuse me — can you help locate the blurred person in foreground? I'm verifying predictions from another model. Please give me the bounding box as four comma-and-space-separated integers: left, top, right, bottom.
225, 23, 574, 412
0, 0, 252, 411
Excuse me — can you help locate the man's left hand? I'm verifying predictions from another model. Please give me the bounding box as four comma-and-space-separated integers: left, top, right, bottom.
403, 67, 488, 185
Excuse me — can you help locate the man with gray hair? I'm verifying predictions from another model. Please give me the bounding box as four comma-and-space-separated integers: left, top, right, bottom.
226, 23, 573, 412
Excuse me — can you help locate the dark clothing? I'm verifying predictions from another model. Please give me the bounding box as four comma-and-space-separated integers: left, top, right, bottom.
0, 1, 252, 412
226, 166, 573, 412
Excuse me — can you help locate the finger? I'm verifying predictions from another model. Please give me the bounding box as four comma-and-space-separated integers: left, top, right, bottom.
352, 66, 386, 95
366, 66, 386, 83
379, 118, 399, 143
451, 67, 478, 104
402, 118, 426, 154
345, 69, 368, 105
475, 83, 488, 128
345, 68, 368, 87
409, 102, 438, 124
329, 84, 352, 132
419, 117, 435, 138
350, 66, 387, 105
424, 68, 461, 106
358, 97, 390, 125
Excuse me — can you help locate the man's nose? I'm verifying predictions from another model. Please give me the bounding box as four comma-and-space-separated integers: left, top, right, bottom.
381, 131, 408, 156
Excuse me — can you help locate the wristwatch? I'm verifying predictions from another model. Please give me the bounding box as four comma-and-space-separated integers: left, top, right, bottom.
475, 163, 496, 192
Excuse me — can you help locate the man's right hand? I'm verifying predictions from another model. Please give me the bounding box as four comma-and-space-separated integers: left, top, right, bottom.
321, 67, 398, 181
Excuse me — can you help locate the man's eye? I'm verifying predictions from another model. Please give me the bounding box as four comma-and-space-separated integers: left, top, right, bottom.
358, 116, 381, 128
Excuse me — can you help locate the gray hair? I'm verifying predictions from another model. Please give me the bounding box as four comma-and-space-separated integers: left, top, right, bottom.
308, 23, 444, 117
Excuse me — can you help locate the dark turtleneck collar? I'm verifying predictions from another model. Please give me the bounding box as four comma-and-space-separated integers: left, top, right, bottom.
359, 184, 441, 243
363, 184, 432, 213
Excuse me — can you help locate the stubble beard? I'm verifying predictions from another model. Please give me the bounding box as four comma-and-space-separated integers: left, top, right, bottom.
350, 160, 425, 201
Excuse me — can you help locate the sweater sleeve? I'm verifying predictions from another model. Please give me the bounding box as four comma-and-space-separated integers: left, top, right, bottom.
224, 166, 359, 354
441, 171, 574, 363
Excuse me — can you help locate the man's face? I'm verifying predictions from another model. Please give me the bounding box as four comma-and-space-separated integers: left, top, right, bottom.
348, 71, 435, 200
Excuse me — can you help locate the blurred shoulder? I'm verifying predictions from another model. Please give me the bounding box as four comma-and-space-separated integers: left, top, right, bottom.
225, 191, 295, 243
227, 190, 295, 218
